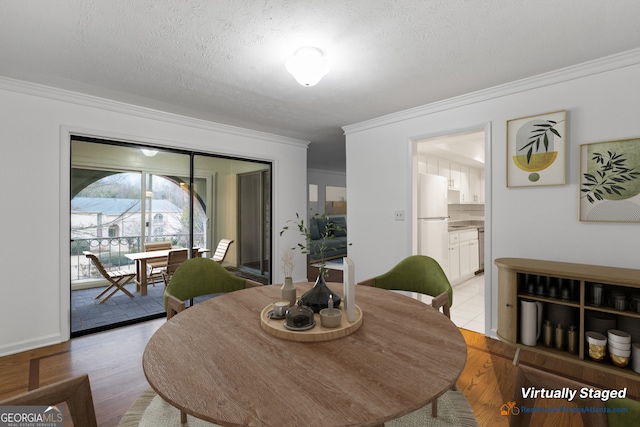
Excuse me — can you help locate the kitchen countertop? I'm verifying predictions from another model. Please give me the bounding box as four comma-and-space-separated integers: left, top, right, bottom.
448, 220, 484, 232
448, 225, 478, 231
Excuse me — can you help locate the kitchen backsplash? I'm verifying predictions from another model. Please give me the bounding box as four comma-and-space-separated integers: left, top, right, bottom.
448, 203, 484, 221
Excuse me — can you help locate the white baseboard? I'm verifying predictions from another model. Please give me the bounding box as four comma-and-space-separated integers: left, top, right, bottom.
0, 333, 64, 357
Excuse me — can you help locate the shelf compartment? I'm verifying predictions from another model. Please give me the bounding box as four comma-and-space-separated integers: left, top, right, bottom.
497, 258, 640, 381
517, 293, 580, 308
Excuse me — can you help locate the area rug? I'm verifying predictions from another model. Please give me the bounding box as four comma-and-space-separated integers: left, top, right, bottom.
119, 388, 478, 427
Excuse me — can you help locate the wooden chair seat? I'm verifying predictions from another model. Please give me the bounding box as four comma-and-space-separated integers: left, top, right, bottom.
84, 251, 135, 304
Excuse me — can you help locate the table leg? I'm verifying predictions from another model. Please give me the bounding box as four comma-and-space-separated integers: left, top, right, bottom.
134, 260, 141, 293
139, 260, 148, 296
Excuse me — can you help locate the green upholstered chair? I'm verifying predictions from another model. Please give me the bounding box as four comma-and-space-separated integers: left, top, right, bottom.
357, 255, 453, 311
606, 397, 640, 427
164, 257, 262, 320
358, 255, 454, 418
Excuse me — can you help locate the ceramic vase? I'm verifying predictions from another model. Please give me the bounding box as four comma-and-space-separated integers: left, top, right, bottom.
281, 277, 297, 306
300, 268, 341, 313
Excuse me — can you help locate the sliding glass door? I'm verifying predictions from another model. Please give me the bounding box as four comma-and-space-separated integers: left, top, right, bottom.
192, 154, 271, 281
237, 170, 271, 276
71, 139, 193, 335
70, 137, 271, 336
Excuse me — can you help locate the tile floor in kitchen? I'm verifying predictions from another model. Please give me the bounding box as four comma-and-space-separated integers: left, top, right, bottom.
393, 272, 486, 334
450, 273, 486, 334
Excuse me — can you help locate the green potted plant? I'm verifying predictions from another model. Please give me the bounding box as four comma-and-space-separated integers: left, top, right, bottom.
280, 210, 348, 312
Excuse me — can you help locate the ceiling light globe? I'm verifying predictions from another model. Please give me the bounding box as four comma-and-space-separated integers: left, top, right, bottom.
286, 47, 330, 87
140, 149, 159, 157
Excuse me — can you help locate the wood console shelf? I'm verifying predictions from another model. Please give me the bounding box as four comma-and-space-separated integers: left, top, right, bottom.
495, 257, 640, 380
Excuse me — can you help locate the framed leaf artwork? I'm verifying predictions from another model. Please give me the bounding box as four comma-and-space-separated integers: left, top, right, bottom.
579, 137, 640, 222
507, 110, 566, 187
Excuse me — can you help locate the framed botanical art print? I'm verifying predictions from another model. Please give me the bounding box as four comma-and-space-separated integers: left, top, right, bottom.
507, 110, 566, 187
579, 137, 640, 222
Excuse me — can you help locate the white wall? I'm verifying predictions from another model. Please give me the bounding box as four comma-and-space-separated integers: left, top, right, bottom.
307, 168, 347, 215
0, 78, 308, 356
344, 49, 640, 337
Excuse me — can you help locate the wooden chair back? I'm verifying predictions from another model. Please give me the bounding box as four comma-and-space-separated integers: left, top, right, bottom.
431, 291, 451, 318
162, 248, 189, 287
144, 241, 172, 252
143, 241, 172, 285
84, 251, 110, 278
0, 374, 97, 427
212, 239, 234, 263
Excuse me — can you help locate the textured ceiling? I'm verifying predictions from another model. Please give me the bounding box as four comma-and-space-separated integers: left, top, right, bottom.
1, 1, 639, 171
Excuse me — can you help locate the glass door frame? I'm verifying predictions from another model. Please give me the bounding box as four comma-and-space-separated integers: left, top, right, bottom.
69, 136, 272, 336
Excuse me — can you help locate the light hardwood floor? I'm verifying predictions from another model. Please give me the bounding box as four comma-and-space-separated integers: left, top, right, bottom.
1, 319, 638, 426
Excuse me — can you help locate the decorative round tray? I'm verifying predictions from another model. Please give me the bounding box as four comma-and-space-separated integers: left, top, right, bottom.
260, 304, 363, 342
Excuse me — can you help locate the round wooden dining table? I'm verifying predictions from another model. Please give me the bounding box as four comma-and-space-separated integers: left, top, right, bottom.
143, 282, 467, 426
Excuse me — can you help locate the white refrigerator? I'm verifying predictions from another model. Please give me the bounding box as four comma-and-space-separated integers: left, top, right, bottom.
418, 174, 449, 276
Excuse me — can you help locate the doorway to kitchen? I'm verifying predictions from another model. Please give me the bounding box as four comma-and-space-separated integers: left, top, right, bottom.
413, 126, 490, 335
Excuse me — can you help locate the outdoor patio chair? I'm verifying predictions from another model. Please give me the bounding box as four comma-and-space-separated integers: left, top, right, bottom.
0, 374, 97, 427
212, 238, 234, 263
161, 248, 189, 288
84, 251, 135, 304
144, 241, 172, 285
357, 255, 453, 417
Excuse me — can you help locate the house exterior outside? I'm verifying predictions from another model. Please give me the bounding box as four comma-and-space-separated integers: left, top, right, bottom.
71, 197, 183, 242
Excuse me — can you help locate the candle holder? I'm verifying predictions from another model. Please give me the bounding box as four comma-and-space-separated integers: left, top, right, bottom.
320, 308, 342, 328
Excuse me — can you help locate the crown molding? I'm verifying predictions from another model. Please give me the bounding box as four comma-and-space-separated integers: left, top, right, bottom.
0, 76, 310, 148
343, 48, 640, 135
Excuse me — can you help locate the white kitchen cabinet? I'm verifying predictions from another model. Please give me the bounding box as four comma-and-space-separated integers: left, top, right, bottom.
448, 232, 460, 283
449, 229, 479, 284
469, 238, 479, 272
449, 163, 461, 189
438, 161, 450, 183
469, 168, 482, 203
459, 240, 471, 277
438, 160, 461, 189
430, 157, 483, 200
460, 165, 470, 203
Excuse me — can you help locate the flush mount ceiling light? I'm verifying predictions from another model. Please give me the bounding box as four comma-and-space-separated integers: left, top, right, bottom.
140, 148, 158, 157
286, 47, 330, 87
